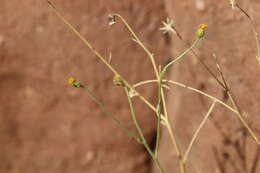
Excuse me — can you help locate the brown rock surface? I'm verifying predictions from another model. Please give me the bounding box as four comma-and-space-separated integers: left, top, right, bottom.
1, 0, 260, 173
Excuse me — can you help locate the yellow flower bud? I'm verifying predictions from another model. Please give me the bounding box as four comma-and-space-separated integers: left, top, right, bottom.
196, 24, 208, 38
199, 24, 208, 31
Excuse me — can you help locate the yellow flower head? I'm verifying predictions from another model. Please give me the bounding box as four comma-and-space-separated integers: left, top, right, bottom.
196, 24, 208, 38
67, 77, 76, 85
199, 24, 208, 31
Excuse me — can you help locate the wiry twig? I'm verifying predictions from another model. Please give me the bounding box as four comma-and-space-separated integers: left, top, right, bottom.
235, 3, 260, 66
125, 87, 165, 173
69, 81, 141, 142
155, 67, 163, 158
112, 14, 159, 79
132, 79, 238, 115
250, 147, 260, 173
183, 100, 216, 162
213, 53, 260, 146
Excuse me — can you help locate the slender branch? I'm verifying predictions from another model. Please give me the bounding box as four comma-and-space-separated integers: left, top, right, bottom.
157, 38, 204, 173
155, 67, 163, 157
113, 14, 159, 79
80, 86, 140, 142
167, 80, 238, 114
213, 53, 229, 89
170, 25, 226, 89
133, 79, 160, 88
134, 79, 238, 119
183, 100, 216, 162
191, 49, 226, 89
162, 38, 201, 74
250, 147, 260, 173
46, 0, 118, 75
212, 53, 260, 146
133, 79, 169, 89
125, 88, 165, 173
158, 37, 204, 173
227, 91, 260, 146
111, 15, 171, 160
158, 74, 183, 172
164, 120, 186, 173
235, 4, 260, 66
133, 77, 185, 171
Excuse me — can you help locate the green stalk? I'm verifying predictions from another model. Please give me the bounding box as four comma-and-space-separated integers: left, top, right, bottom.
162, 38, 201, 75
154, 68, 163, 157
81, 86, 140, 142
125, 88, 165, 173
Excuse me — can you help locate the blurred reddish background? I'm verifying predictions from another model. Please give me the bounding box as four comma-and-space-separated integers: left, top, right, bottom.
0, 0, 260, 173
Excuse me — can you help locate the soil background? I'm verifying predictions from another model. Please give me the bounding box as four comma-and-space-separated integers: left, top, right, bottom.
0, 0, 260, 173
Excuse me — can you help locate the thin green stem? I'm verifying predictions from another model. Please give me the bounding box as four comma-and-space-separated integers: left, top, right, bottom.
125, 88, 165, 173
173, 28, 226, 89
81, 86, 140, 142
156, 37, 202, 173
183, 100, 216, 162
154, 68, 163, 158
162, 38, 201, 75
112, 14, 169, 161
160, 81, 169, 120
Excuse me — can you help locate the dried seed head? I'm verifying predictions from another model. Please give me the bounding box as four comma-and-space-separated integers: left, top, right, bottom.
159, 18, 176, 35
113, 74, 125, 87
229, 0, 236, 9
108, 14, 116, 26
